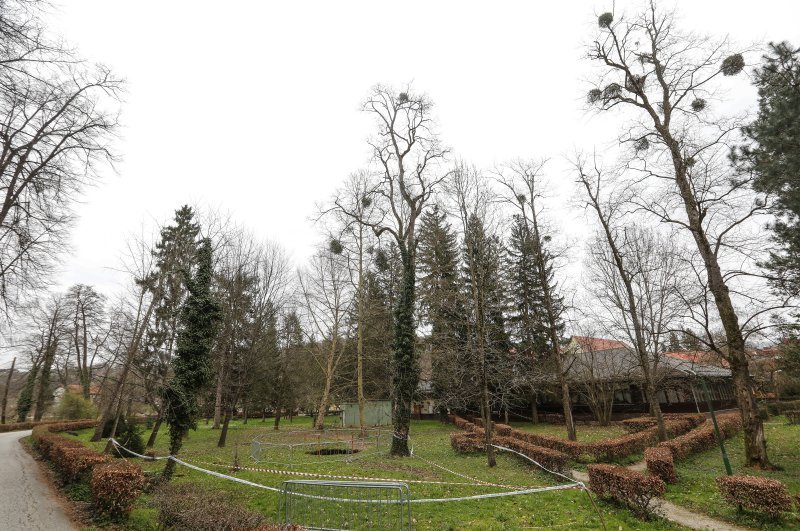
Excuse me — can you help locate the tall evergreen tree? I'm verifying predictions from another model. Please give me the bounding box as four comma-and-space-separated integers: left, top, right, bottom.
505, 214, 550, 356
162, 238, 221, 479
417, 206, 468, 408
736, 42, 800, 294
142, 206, 200, 447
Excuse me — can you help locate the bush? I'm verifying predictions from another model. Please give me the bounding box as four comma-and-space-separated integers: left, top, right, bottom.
52, 445, 110, 482
102, 416, 130, 438
450, 432, 484, 453
494, 423, 513, 436
588, 464, 665, 519
493, 436, 569, 473
91, 461, 145, 518
644, 447, 676, 484
716, 475, 793, 516
56, 391, 98, 420
621, 414, 705, 434
154, 483, 268, 530
785, 410, 800, 425
658, 412, 742, 460
112, 420, 145, 457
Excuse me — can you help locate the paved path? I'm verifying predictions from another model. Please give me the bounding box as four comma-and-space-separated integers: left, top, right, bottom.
572, 469, 748, 530
0, 430, 76, 530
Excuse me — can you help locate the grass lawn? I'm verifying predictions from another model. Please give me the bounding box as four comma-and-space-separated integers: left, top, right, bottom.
509, 421, 627, 443
663, 415, 800, 530
71, 417, 685, 530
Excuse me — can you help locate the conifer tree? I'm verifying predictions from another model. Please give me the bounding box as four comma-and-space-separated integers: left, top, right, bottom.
162, 238, 221, 479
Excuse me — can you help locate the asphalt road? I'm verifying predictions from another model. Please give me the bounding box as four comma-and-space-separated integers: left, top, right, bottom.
0, 430, 76, 530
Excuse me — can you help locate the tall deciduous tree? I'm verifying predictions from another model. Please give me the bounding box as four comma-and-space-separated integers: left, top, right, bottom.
336, 85, 449, 456
586, 2, 771, 466
163, 238, 221, 479
495, 161, 575, 441
0, 0, 122, 316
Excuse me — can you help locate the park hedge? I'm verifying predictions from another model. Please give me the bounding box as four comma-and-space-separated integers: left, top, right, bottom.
0, 419, 79, 433
657, 412, 742, 460
644, 446, 676, 484
588, 464, 665, 518
716, 475, 794, 516
493, 435, 569, 473
91, 461, 146, 518
32, 419, 145, 520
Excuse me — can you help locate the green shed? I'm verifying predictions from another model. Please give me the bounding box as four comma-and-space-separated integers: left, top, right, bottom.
340, 400, 392, 427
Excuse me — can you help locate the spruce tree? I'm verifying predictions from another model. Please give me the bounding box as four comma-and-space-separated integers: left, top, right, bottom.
736, 42, 800, 294
162, 238, 221, 479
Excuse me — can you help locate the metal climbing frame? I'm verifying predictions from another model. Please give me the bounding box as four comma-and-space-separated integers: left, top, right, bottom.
279, 480, 412, 530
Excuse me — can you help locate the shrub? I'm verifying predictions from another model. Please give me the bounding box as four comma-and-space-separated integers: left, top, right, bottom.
494, 423, 513, 436
785, 410, 800, 425
644, 447, 676, 484
452, 416, 473, 431
588, 464, 665, 519
658, 412, 742, 461
450, 432, 484, 453
52, 445, 110, 482
493, 436, 569, 473
716, 475, 793, 516
112, 420, 145, 458
154, 482, 268, 530
102, 416, 131, 438
91, 461, 145, 518
56, 391, 98, 420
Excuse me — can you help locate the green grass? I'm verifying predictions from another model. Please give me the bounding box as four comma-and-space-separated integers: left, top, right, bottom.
509, 421, 627, 443
663, 416, 800, 530
67, 417, 685, 530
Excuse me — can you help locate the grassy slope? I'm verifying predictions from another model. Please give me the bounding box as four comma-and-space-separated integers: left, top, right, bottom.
663, 416, 800, 530
75, 417, 684, 530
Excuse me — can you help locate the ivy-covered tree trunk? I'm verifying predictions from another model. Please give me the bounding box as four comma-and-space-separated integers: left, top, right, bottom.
390, 246, 418, 457
163, 239, 221, 479
16, 364, 39, 422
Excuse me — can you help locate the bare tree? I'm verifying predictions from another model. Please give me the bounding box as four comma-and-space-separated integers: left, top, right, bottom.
298, 245, 353, 430
495, 160, 577, 441
334, 84, 449, 455
586, 2, 773, 466
0, 0, 123, 316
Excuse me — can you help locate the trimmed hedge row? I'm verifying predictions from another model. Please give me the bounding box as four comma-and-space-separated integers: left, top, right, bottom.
588, 464, 665, 518
657, 412, 742, 461
91, 461, 146, 517
506, 416, 701, 461
32, 419, 145, 520
493, 435, 569, 473
450, 432, 484, 453
716, 475, 794, 516
644, 447, 676, 484
621, 414, 705, 434
0, 419, 78, 433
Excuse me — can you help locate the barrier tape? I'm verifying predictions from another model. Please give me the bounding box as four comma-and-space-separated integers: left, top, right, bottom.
109, 439, 581, 504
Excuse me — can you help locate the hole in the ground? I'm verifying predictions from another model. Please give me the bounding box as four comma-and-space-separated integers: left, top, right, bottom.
306, 448, 361, 456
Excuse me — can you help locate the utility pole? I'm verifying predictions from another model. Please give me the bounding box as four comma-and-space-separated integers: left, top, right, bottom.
1, 357, 17, 424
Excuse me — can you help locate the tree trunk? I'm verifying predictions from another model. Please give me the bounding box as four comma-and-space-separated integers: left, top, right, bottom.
218, 407, 231, 448
357, 227, 366, 435
147, 412, 163, 448
389, 247, 416, 457
242, 405, 248, 425
481, 376, 496, 467
530, 396, 539, 424
1, 357, 15, 424
273, 407, 281, 430
212, 371, 224, 429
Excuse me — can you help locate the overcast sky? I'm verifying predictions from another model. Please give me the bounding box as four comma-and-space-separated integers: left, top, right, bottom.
43, 0, 800, 297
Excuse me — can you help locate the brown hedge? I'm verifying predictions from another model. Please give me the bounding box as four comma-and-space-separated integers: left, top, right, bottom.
658, 412, 742, 461
644, 447, 676, 484
621, 414, 706, 434
716, 475, 793, 516
91, 461, 145, 517
154, 482, 274, 530
786, 410, 800, 425
494, 423, 513, 436
450, 432, 484, 453
588, 464, 665, 518
493, 436, 569, 473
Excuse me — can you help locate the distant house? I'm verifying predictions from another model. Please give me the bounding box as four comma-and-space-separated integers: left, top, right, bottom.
53, 384, 100, 403
563, 337, 735, 414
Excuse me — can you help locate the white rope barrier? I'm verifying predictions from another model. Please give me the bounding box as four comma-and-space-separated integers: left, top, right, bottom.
109, 438, 583, 504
